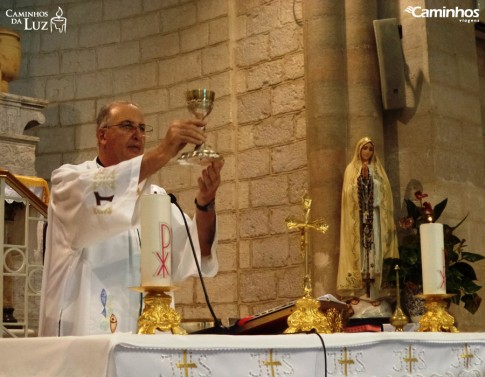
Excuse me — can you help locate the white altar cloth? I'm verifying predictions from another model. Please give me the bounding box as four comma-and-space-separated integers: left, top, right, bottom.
1, 332, 485, 377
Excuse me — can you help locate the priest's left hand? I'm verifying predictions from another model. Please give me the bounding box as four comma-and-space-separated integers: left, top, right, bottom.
196, 160, 224, 206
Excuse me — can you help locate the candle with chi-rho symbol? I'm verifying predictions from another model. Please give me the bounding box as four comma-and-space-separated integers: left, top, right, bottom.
140, 194, 172, 286
420, 223, 446, 294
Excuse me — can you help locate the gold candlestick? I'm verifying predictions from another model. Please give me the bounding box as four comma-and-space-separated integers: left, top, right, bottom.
416, 294, 458, 332
390, 265, 408, 331
131, 286, 187, 335
284, 194, 342, 334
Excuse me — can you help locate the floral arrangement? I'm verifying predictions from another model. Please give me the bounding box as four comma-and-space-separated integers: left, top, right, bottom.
384, 191, 484, 314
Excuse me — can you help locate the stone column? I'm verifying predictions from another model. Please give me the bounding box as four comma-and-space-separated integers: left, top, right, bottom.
302, 1, 347, 296
345, 0, 383, 156
303, 0, 384, 296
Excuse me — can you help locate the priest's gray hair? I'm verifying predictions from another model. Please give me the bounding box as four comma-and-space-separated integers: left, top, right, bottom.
96, 101, 140, 130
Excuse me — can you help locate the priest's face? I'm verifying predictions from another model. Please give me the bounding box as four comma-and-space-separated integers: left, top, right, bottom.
98, 103, 146, 166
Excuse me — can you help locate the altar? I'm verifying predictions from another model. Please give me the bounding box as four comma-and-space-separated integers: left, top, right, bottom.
1, 332, 485, 377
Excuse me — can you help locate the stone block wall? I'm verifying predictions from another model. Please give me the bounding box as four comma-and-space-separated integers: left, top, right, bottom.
4, 0, 307, 323
3, 0, 484, 332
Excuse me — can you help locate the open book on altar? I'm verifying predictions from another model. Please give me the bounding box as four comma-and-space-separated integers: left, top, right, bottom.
232, 294, 348, 335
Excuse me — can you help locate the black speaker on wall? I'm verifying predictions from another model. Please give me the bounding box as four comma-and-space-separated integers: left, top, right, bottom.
373, 18, 406, 110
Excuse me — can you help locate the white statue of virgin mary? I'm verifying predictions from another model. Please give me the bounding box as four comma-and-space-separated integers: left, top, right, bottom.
337, 137, 399, 304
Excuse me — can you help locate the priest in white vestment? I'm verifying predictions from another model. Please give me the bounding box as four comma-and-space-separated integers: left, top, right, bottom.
39, 101, 223, 336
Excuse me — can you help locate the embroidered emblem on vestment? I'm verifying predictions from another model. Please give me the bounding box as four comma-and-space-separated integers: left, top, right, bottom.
93, 169, 115, 190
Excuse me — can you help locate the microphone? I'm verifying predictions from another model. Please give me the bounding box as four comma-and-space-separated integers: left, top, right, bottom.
169, 193, 229, 334
168, 193, 177, 204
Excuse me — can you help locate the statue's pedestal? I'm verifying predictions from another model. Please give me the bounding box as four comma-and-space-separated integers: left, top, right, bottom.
0, 92, 48, 176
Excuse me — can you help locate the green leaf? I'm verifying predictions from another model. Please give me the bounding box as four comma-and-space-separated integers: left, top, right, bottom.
461, 279, 482, 294
450, 293, 461, 305
446, 234, 461, 247
462, 252, 485, 263
446, 270, 464, 292
449, 262, 477, 281
399, 244, 420, 261
405, 199, 421, 222
449, 214, 469, 232
446, 248, 459, 263
382, 258, 400, 284
433, 198, 448, 222
462, 293, 482, 314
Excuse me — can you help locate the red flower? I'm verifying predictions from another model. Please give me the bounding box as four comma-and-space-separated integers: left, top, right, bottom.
399, 216, 414, 229
422, 202, 433, 222
422, 202, 433, 213
415, 191, 429, 201
413, 192, 435, 222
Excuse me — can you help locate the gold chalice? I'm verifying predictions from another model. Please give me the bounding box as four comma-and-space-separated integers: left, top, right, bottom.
177, 89, 222, 165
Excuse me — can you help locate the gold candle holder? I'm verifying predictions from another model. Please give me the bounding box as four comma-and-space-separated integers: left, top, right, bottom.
390, 265, 409, 332
415, 294, 458, 333
131, 286, 187, 335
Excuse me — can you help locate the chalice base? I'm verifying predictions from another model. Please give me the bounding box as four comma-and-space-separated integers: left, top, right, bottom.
131, 286, 187, 335
177, 146, 223, 166
416, 294, 458, 333
284, 294, 340, 334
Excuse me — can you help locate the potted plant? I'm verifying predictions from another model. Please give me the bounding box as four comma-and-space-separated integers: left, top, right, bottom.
384, 191, 484, 315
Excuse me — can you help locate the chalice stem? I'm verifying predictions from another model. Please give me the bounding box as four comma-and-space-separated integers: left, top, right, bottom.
194, 125, 208, 150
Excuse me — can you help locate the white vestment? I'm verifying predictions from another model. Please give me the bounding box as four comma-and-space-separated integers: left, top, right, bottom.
38, 155, 218, 336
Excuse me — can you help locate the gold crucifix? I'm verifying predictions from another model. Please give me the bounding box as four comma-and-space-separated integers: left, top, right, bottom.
285, 194, 328, 296
284, 193, 333, 334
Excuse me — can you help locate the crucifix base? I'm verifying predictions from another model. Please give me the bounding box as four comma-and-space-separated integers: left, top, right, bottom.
131, 286, 187, 335
416, 294, 458, 333
284, 294, 338, 334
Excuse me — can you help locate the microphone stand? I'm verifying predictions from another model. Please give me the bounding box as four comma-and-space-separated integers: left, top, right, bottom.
168, 194, 230, 334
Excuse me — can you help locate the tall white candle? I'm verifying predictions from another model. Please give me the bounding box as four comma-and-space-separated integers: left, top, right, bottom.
140, 194, 172, 286
420, 223, 446, 294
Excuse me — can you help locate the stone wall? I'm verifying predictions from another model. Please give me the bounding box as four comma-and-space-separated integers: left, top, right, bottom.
5, 0, 307, 323
386, 0, 485, 331
3, 0, 485, 331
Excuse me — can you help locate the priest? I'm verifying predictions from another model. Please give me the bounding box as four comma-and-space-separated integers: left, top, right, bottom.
39, 101, 224, 336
